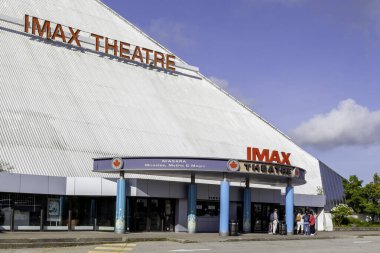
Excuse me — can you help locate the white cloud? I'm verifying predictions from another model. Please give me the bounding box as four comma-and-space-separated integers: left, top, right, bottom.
290, 99, 380, 149
148, 18, 194, 49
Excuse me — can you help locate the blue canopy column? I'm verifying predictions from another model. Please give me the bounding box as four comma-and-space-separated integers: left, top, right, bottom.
187, 173, 197, 233
243, 178, 251, 233
285, 180, 294, 235
115, 171, 126, 234
219, 173, 230, 236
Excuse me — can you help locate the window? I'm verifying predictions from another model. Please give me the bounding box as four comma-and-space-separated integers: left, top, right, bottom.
196, 201, 219, 217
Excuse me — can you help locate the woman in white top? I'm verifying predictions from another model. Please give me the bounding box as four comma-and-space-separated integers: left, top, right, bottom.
296, 212, 303, 234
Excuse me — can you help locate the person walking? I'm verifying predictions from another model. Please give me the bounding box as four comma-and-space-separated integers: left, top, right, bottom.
268, 210, 274, 234
303, 211, 310, 235
272, 209, 279, 235
309, 212, 316, 236
295, 211, 302, 234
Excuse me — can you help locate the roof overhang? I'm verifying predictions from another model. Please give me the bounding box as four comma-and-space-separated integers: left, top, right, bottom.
93, 157, 307, 187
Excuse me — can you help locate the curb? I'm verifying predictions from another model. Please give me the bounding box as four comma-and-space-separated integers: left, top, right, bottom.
335, 227, 380, 231
0, 237, 187, 249
222, 235, 338, 242
0, 235, 342, 249
0, 238, 126, 249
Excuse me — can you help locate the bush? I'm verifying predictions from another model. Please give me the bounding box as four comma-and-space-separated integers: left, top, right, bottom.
346, 217, 369, 227
334, 215, 380, 227
331, 204, 353, 226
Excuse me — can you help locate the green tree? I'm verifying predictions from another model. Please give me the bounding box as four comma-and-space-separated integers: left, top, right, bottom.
343, 175, 366, 213
363, 173, 380, 222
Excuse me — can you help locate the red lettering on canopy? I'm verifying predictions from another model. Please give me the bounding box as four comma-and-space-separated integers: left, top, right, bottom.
247, 147, 291, 165
252, 148, 269, 162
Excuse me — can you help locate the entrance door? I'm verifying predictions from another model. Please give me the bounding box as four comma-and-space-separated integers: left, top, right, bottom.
251, 204, 268, 232
236, 202, 243, 232
162, 199, 174, 231
130, 198, 174, 232
252, 203, 270, 232
133, 198, 148, 231
148, 199, 160, 231
251, 203, 281, 233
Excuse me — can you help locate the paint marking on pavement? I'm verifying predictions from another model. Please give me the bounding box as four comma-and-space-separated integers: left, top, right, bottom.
89, 251, 125, 253
95, 246, 133, 250
353, 241, 372, 244
36, 249, 51, 253
170, 249, 212, 252
101, 243, 137, 247
89, 250, 132, 253
88, 242, 136, 253
89, 251, 130, 253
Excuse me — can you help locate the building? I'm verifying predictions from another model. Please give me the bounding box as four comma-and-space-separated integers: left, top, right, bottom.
0, 0, 344, 233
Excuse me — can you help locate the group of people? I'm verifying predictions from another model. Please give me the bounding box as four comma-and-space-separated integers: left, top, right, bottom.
295, 210, 316, 236
267, 209, 316, 236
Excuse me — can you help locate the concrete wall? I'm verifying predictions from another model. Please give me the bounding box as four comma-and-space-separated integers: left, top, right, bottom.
197, 217, 219, 232
0, 173, 66, 195
132, 179, 187, 199
175, 199, 188, 232
252, 188, 281, 204
280, 193, 326, 208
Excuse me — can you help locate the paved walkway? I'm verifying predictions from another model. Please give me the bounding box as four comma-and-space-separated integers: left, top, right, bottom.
0, 230, 379, 249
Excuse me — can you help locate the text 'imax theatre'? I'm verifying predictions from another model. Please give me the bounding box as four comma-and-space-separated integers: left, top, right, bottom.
0, 0, 344, 234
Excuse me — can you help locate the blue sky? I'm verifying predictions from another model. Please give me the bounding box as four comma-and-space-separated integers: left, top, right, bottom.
102, 0, 380, 183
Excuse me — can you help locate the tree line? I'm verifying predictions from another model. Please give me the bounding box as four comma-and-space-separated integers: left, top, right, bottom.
343, 173, 380, 222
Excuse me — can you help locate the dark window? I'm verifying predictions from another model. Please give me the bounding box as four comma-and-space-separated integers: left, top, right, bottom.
196, 201, 220, 217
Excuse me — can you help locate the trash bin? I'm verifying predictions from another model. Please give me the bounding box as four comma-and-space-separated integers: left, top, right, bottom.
279, 222, 287, 235
229, 220, 239, 236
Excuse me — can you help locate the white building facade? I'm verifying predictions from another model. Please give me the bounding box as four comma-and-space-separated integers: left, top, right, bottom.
0, 0, 344, 233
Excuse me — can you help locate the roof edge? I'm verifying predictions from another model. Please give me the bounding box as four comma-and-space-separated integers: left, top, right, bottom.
93, 0, 296, 143
94, 0, 188, 66
94, 0, 332, 172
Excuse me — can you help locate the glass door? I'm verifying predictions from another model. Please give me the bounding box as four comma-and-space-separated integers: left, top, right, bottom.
149, 199, 175, 232
130, 198, 175, 232
133, 198, 148, 231
252, 203, 263, 232
148, 199, 161, 231
252, 203, 271, 233
162, 199, 174, 231
252, 203, 282, 233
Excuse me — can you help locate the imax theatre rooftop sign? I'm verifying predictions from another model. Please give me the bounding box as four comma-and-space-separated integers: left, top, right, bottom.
24, 15, 176, 71
226, 147, 301, 178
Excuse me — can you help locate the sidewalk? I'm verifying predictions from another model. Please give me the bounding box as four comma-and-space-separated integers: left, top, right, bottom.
0, 230, 379, 249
